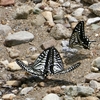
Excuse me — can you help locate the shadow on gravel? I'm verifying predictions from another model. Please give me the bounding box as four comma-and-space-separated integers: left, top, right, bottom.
64, 53, 89, 65
18, 76, 75, 87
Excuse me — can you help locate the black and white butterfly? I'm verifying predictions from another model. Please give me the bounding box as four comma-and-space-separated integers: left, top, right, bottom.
69, 21, 95, 49
16, 46, 81, 79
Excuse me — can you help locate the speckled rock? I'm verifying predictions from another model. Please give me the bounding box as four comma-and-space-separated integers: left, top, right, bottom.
42, 93, 60, 100
89, 2, 100, 16
20, 87, 33, 95
14, 5, 33, 19
50, 24, 71, 39
4, 31, 34, 47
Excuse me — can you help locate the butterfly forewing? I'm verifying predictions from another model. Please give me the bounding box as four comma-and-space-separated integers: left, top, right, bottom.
16, 59, 43, 76
53, 48, 64, 73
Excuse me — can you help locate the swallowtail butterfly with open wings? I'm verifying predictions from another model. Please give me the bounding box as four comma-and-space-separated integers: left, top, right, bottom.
16, 46, 81, 79
69, 21, 95, 49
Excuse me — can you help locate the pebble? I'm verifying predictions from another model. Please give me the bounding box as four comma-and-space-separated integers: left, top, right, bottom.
41, 39, 56, 49
31, 53, 40, 60
64, 15, 78, 23
86, 17, 100, 25
42, 93, 60, 100
64, 85, 94, 96
6, 48, 20, 58
0, 24, 12, 36
31, 14, 46, 26
85, 96, 99, 100
85, 73, 100, 82
50, 24, 71, 39
4, 31, 34, 47
64, 95, 74, 100
92, 57, 100, 69
47, 86, 62, 94
7, 61, 28, 71
14, 5, 33, 19
25, 98, 36, 100
91, 67, 99, 72
20, 87, 33, 95
89, 80, 100, 90
62, 1, 70, 7
6, 80, 21, 87
48, 0, 61, 8
89, 2, 100, 16
72, 8, 84, 17
42, 11, 55, 26
0, 0, 15, 6
61, 40, 69, 47
38, 82, 45, 87
2, 93, 16, 100
0, 60, 9, 68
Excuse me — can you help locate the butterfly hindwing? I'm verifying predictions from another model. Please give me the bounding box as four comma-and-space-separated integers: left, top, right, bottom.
69, 21, 91, 49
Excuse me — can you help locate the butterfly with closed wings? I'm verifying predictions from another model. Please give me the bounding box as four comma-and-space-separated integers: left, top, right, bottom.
69, 21, 95, 49
16, 46, 81, 79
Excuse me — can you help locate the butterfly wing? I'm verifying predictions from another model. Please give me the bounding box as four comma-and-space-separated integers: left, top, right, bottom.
60, 62, 81, 74
29, 46, 64, 75
69, 21, 90, 49
16, 59, 44, 79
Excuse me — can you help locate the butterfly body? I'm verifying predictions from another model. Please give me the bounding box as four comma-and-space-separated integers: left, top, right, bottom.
69, 21, 93, 49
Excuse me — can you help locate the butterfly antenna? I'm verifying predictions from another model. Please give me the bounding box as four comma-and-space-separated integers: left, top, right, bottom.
60, 62, 81, 74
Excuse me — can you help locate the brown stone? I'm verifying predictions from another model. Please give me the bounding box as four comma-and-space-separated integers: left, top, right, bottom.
0, 0, 15, 6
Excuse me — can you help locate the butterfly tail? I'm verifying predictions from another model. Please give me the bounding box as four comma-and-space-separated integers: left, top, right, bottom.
16, 59, 29, 70
60, 62, 81, 74
16, 59, 44, 79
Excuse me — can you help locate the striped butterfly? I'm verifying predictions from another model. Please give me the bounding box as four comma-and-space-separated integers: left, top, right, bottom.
69, 21, 95, 49
16, 46, 81, 79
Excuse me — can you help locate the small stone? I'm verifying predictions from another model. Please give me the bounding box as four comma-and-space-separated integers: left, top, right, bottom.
4, 31, 34, 47
64, 86, 94, 96
64, 15, 78, 23
92, 57, 100, 69
77, 86, 94, 96
72, 8, 84, 17
48, 1, 61, 8
42, 11, 55, 26
62, 1, 70, 7
61, 40, 69, 47
85, 73, 100, 82
47, 86, 62, 94
42, 93, 60, 100
89, 80, 100, 90
31, 53, 40, 60
41, 39, 56, 49
64, 95, 74, 100
2, 93, 16, 100
0, 24, 12, 36
7, 61, 28, 71
25, 98, 35, 100
38, 82, 45, 87
20, 87, 33, 95
6, 80, 21, 87
7, 48, 20, 58
50, 24, 71, 39
12, 89, 19, 94
0, 0, 14, 6
86, 17, 100, 25
14, 5, 33, 19
0, 60, 9, 68
86, 96, 99, 100
31, 14, 46, 26
89, 2, 100, 16
91, 67, 99, 72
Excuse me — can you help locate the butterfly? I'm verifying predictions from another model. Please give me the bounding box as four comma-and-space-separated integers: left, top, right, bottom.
16, 46, 81, 79
69, 21, 95, 49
